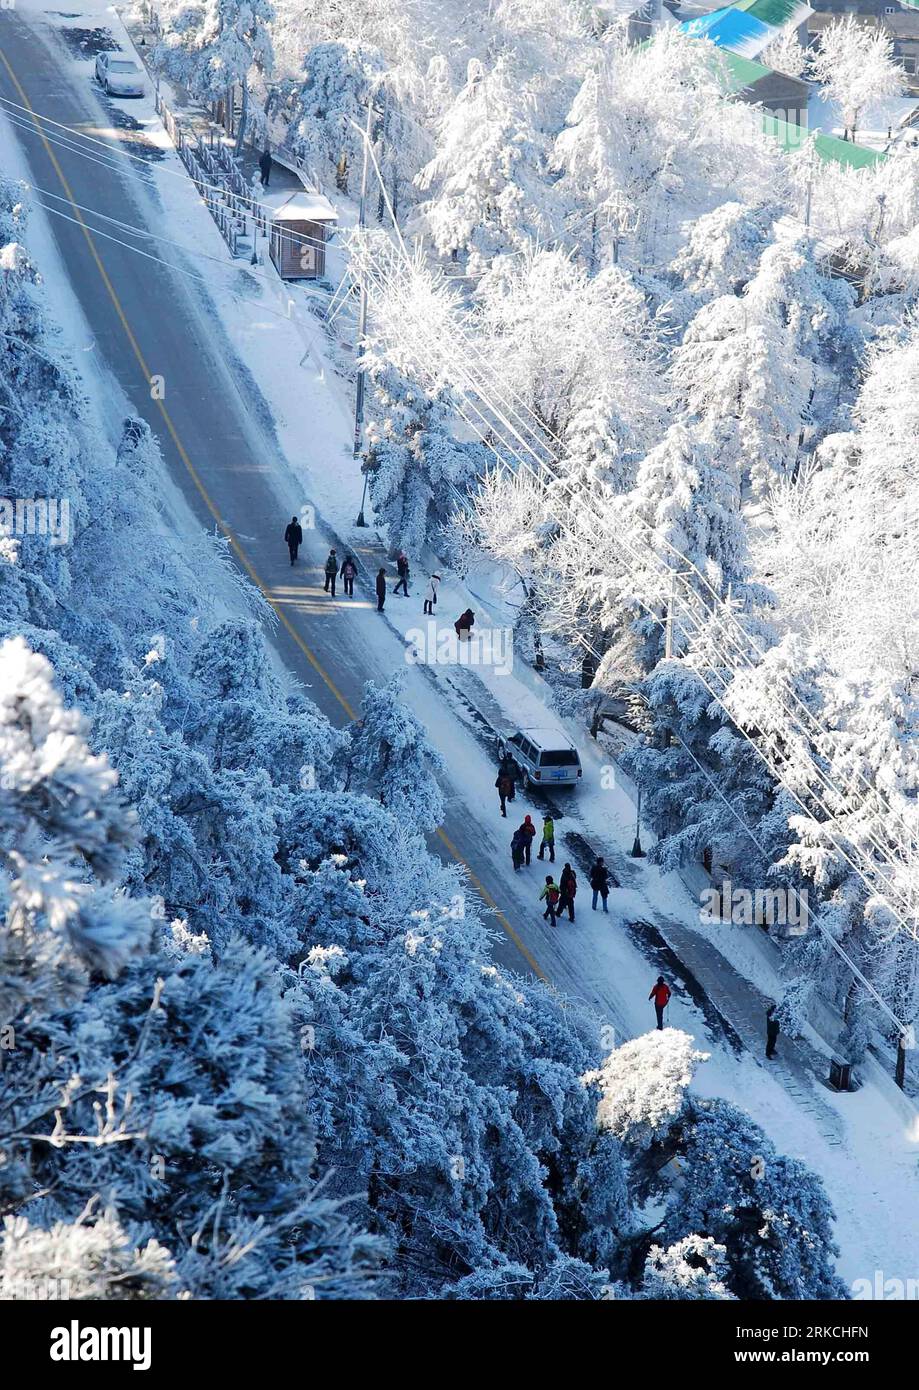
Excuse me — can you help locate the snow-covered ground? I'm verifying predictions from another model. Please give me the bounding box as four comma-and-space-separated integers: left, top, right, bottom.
5, 0, 918, 1293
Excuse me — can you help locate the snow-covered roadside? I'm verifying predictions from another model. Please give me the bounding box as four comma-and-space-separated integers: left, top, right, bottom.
9, 0, 919, 1291
0, 79, 254, 642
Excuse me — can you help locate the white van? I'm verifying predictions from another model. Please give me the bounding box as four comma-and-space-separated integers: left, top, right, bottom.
496, 727, 583, 789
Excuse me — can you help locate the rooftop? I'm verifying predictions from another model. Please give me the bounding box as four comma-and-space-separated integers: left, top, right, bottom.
682, 0, 813, 56
267, 189, 338, 223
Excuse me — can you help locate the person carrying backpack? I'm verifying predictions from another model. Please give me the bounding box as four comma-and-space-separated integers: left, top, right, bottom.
511, 827, 526, 872
558, 863, 577, 922
590, 857, 610, 913
495, 770, 514, 817
537, 815, 555, 863
518, 815, 536, 866
540, 876, 561, 927
340, 555, 357, 597
324, 549, 338, 596
649, 977, 671, 1030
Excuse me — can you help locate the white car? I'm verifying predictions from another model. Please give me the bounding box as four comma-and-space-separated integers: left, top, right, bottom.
496, 727, 583, 790
95, 53, 145, 98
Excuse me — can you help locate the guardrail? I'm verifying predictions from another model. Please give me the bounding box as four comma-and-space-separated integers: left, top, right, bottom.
154, 86, 250, 260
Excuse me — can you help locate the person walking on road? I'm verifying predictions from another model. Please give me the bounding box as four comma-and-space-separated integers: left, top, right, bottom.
424, 573, 440, 616
649, 977, 671, 1030
375, 568, 387, 612
590, 857, 610, 913
558, 863, 577, 922
393, 551, 410, 596
518, 814, 536, 866
540, 875, 561, 927
766, 1003, 780, 1060
340, 555, 357, 598
284, 514, 302, 567
259, 148, 273, 188
454, 609, 475, 641
511, 827, 526, 872
537, 815, 555, 863
495, 769, 515, 817
324, 550, 338, 596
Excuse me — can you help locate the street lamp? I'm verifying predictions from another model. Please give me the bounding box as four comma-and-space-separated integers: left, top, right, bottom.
630, 784, 645, 857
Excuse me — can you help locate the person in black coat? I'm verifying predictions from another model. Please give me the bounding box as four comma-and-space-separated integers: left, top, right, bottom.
495, 770, 514, 817
259, 148, 272, 188
340, 555, 357, 597
766, 1004, 780, 1060
558, 863, 577, 922
590, 857, 610, 913
284, 514, 303, 566
393, 550, 410, 596
375, 568, 387, 612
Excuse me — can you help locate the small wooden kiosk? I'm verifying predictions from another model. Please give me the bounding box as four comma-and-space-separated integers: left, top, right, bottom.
268, 188, 337, 280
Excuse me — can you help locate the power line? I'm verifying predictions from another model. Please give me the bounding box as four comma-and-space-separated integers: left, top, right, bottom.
358, 247, 912, 1031
0, 96, 332, 255
23, 194, 324, 340
353, 238, 919, 875
350, 241, 919, 958
15, 173, 319, 295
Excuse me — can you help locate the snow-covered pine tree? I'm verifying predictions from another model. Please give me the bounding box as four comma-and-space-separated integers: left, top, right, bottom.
348, 675, 445, 832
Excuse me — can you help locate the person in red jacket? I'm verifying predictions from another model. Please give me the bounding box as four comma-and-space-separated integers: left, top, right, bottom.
518, 814, 537, 866
649, 976, 671, 1030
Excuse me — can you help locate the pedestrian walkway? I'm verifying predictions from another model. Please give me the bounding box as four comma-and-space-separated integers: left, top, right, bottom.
655, 914, 845, 1147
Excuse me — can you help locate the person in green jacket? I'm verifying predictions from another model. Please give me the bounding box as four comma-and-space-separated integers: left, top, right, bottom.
539, 876, 560, 927
537, 814, 555, 863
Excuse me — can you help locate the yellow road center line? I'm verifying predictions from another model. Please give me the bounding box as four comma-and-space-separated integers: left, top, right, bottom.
0, 47, 547, 981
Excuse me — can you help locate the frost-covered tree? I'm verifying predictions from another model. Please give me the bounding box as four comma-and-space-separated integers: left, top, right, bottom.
811, 16, 905, 140
349, 675, 445, 831
156, 0, 275, 150
0, 1210, 179, 1301
360, 274, 489, 553
669, 201, 776, 308
291, 900, 632, 1296
759, 29, 809, 81
673, 233, 858, 498
587, 1032, 847, 1300
413, 57, 559, 279
553, 29, 781, 268
638, 1235, 735, 1301
0, 638, 150, 1024
663, 1099, 847, 1300
278, 40, 384, 194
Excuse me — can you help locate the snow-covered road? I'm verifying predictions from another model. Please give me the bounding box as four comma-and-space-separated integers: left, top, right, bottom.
2, 0, 917, 1290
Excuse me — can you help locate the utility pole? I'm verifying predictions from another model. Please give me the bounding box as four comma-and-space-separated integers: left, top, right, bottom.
353, 88, 377, 526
